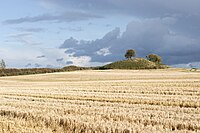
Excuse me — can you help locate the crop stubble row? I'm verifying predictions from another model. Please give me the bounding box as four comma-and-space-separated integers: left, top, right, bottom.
0, 69, 199, 132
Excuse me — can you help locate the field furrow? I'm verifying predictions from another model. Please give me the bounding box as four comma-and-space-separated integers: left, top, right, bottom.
0, 69, 200, 132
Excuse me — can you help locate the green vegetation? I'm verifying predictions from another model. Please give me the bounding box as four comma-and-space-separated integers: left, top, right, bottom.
146, 54, 162, 64
125, 49, 136, 59
98, 58, 168, 70
62, 65, 90, 71
0, 66, 90, 77
0, 68, 60, 76
97, 50, 167, 70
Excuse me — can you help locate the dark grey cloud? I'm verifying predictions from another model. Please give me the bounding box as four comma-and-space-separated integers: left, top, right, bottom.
40, 0, 200, 17
60, 27, 120, 59
60, 27, 120, 62
35, 0, 200, 65
60, 19, 200, 65
41, 1, 200, 43
3, 12, 103, 24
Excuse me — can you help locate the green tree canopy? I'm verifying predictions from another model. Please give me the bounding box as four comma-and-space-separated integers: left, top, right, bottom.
146, 54, 162, 64
125, 49, 136, 59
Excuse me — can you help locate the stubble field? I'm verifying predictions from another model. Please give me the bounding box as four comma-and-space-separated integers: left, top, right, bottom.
0, 69, 199, 133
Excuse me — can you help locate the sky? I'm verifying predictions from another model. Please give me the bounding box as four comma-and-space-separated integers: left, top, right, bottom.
0, 0, 200, 68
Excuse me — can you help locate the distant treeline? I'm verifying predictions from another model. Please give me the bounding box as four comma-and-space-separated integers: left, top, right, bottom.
0, 66, 90, 77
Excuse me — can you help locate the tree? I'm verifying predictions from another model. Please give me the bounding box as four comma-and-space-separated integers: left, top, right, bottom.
146, 54, 162, 64
125, 49, 136, 59
0, 59, 6, 69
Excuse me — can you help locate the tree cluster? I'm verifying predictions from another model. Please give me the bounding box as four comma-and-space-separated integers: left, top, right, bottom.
125, 49, 162, 64
146, 54, 162, 64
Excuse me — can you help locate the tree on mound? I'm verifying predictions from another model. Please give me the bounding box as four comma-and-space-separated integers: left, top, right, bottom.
146, 54, 162, 64
125, 49, 136, 59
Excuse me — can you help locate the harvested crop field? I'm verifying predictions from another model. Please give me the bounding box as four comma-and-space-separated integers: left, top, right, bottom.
0, 69, 199, 133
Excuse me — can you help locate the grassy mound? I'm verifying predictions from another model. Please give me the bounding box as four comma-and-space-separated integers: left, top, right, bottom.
98, 58, 168, 70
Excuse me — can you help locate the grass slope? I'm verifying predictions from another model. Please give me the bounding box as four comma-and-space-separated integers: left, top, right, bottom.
99, 58, 168, 70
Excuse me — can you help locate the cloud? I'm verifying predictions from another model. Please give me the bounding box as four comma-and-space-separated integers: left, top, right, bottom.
60, 18, 200, 65
25, 63, 32, 68
0, 46, 105, 68
66, 61, 73, 65
46, 64, 55, 68
60, 27, 120, 62
56, 58, 64, 62
172, 62, 200, 69
3, 12, 103, 24
34, 63, 42, 68
39, 48, 95, 67
15, 27, 45, 33
105, 24, 112, 27
39, 0, 200, 16
37, 1, 200, 66
2, 0, 200, 68
96, 47, 111, 56
40, 0, 200, 42
37, 55, 46, 58
6, 33, 42, 46
59, 27, 83, 32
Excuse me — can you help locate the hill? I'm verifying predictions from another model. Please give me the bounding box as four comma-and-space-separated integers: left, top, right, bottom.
97, 58, 168, 70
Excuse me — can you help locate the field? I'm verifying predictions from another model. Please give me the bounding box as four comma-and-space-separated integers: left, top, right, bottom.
0, 69, 199, 133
